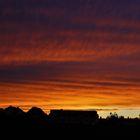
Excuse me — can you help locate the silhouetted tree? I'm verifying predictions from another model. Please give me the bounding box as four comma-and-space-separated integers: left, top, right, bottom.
107, 112, 119, 120
27, 107, 49, 125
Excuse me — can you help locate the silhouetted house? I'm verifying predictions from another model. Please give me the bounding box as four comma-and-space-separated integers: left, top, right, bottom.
49, 110, 98, 125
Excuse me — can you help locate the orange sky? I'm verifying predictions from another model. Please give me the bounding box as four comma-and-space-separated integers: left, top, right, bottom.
0, 0, 140, 117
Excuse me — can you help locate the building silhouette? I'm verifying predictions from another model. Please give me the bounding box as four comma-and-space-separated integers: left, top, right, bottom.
49, 109, 99, 125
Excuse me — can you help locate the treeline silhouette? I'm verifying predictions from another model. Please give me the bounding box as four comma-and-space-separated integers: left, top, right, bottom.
0, 106, 140, 139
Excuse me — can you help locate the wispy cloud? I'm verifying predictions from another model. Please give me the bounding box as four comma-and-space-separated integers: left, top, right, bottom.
0, 0, 140, 114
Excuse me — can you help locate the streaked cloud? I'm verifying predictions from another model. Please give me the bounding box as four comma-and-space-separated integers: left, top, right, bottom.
0, 0, 140, 117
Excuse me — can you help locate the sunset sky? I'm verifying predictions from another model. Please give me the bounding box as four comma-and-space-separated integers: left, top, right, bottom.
0, 0, 140, 118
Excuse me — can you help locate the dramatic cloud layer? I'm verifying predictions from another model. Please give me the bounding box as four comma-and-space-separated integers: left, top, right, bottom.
0, 0, 140, 116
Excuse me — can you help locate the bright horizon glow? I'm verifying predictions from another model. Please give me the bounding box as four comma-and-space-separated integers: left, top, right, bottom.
0, 105, 140, 118
0, 80, 140, 118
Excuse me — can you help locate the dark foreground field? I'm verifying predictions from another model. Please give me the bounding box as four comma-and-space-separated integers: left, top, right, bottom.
0, 106, 139, 139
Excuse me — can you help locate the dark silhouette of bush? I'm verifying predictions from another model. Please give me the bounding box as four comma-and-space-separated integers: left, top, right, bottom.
27, 107, 48, 120
27, 107, 49, 126
5, 106, 25, 117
